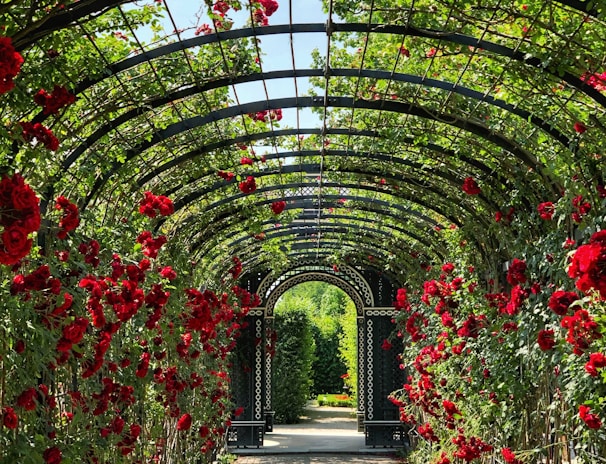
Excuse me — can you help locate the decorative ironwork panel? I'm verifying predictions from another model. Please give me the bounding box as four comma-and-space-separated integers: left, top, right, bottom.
363, 312, 408, 448
264, 272, 365, 316
230, 315, 256, 421
228, 314, 265, 447
357, 316, 365, 432
226, 422, 265, 448
263, 318, 275, 432
256, 263, 373, 309
367, 313, 406, 421
361, 269, 399, 307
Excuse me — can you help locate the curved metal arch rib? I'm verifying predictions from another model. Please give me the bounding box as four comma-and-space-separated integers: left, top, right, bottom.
193, 213, 445, 261
159, 149, 528, 209
172, 186, 455, 230
211, 235, 411, 278
204, 224, 413, 264
61, 67, 573, 172
240, 251, 410, 282
81, 96, 554, 210
168, 163, 498, 224
137, 135, 524, 199
70, 23, 606, 109
187, 202, 446, 262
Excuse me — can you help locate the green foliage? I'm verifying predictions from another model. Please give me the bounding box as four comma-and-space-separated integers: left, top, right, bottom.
338, 299, 358, 397
273, 306, 315, 424
310, 320, 348, 395
275, 282, 356, 398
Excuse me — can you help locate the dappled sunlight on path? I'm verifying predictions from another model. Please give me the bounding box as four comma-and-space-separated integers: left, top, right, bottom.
232, 404, 402, 463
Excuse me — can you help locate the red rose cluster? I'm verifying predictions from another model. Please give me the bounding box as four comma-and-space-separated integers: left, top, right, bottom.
252, 0, 279, 25
229, 256, 242, 279
537, 329, 555, 351
20, 121, 60, 151
55, 195, 80, 239
581, 71, 606, 92
34, 85, 76, 115
0, 37, 23, 94
2, 406, 18, 429
537, 201, 555, 220
452, 434, 493, 462
248, 108, 283, 122
139, 191, 174, 218
238, 176, 257, 194
579, 404, 602, 429
0, 173, 41, 265
568, 230, 606, 299
585, 352, 606, 377
461, 176, 481, 195
259, 0, 279, 16
561, 308, 602, 355
136, 231, 167, 259
394, 287, 411, 311
571, 195, 591, 223
501, 447, 523, 464
506, 258, 527, 286
217, 170, 234, 181
270, 200, 286, 215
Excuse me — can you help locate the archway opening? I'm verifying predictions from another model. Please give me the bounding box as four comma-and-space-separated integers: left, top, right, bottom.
263, 281, 365, 453
272, 281, 357, 424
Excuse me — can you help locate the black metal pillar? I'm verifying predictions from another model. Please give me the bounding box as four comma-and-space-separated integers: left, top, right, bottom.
363, 309, 409, 448
227, 312, 266, 447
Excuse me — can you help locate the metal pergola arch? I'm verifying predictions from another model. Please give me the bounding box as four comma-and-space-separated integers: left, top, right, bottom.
72, 95, 558, 211
8, 0, 605, 283
186, 202, 446, 264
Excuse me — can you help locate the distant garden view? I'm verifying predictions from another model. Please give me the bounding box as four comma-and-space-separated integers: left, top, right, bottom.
271, 282, 358, 423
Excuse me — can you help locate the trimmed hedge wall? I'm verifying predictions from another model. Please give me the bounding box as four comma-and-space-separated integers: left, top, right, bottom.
273, 307, 315, 423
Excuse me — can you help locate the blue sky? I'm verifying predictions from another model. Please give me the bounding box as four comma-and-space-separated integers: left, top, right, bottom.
162, 0, 330, 130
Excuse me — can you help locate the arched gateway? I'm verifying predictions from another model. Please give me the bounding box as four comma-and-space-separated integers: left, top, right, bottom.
227, 262, 408, 449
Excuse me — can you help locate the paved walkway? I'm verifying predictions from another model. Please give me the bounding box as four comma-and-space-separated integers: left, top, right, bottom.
231, 404, 402, 463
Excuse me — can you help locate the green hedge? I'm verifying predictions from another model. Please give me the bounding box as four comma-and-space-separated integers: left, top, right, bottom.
273, 307, 315, 423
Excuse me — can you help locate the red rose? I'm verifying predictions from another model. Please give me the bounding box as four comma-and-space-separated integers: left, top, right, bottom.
585, 352, 606, 377
16, 387, 37, 411
270, 200, 286, 215
0, 37, 24, 94
506, 258, 527, 286
159, 266, 177, 280
579, 404, 602, 429
548, 290, 578, 316
238, 176, 257, 194
2, 407, 18, 429
461, 177, 481, 195
537, 329, 555, 351
537, 201, 555, 220
574, 121, 586, 133
2, 225, 29, 254
259, 0, 279, 16
62, 317, 89, 344
11, 177, 39, 211
501, 447, 522, 464
43, 446, 62, 464
177, 413, 192, 431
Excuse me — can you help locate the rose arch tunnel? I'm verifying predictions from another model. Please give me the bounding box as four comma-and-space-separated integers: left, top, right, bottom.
1, 0, 606, 462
